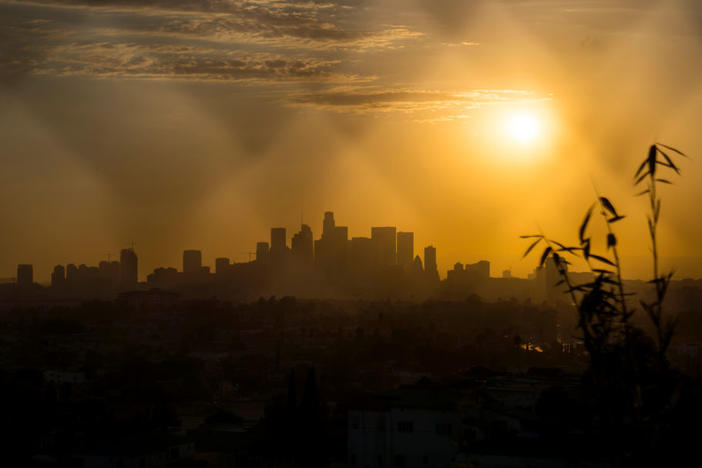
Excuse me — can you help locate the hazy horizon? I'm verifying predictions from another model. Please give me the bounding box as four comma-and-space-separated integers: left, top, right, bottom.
3, 0, 702, 282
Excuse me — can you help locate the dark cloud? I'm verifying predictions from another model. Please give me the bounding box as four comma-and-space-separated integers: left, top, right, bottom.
292, 89, 460, 106
8, 0, 386, 44
289, 88, 544, 117
34, 41, 347, 81
0, 14, 56, 84
0, 0, 419, 83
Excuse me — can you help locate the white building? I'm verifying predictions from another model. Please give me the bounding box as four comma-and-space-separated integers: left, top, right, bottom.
348, 400, 461, 468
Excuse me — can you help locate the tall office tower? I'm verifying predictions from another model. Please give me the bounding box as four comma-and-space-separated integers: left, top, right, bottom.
314, 238, 325, 267
412, 255, 424, 274
292, 224, 314, 264
323, 211, 335, 237
17, 264, 33, 287
256, 242, 270, 264
331, 225, 349, 274
270, 227, 287, 264
51, 265, 66, 288
350, 237, 374, 274
271, 227, 286, 252
371, 226, 397, 267
215, 257, 231, 275
315, 212, 333, 269
424, 245, 438, 279
183, 250, 202, 274
397, 232, 414, 270
99, 260, 120, 285
120, 248, 138, 287
66, 264, 78, 283
315, 212, 348, 276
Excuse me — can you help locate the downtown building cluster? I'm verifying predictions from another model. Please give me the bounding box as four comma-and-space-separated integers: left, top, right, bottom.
5, 207, 600, 303
7, 211, 585, 303
13, 249, 138, 298
9, 212, 443, 300
147, 211, 441, 300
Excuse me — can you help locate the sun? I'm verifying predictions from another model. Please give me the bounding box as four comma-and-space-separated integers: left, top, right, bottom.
505, 112, 542, 145
469, 103, 556, 164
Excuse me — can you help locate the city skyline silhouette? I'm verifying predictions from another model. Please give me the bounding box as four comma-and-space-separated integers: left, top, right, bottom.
2, 1, 702, 466
4, 1, 702, 284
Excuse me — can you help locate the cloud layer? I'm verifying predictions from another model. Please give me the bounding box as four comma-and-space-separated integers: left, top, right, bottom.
0, 0, 422, 85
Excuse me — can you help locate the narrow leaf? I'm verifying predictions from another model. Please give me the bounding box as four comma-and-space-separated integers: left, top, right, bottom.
634, 158, 648, 178
656, 143, 687, 158
539, 246, 553, 267
523, 238, 541, 257
635, 172, 649, 186
580, 205, 594, 243
657, 148, 680, 174
550, 240, 580, 254
589, 254, 616, 267
599, 197, 618, 217
583, 239, 591, 260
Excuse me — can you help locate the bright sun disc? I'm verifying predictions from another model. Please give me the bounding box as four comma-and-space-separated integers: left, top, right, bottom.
505, 112, 542, 144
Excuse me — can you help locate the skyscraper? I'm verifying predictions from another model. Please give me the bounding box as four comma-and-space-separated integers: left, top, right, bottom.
270, 227, 287, 264
412, 255, 424, 274
51, 265, 66, 288
323, 211, 335, 238
332, 225, 348, 273
315, 212, 349, 276
99, 260, 120, 284
424, 245, 438, 280
371, 226, 397, 267
292, 224, 314, 264
350, 237, 374, 275
120, 248, 138, 287
183, 250, 202, 274
66, 264, 78, 283
215, 257, 231, 275
256, 242, 270, 264
316, 212, 334, 270
397, 232, 414, 270
17, 264, 33, 287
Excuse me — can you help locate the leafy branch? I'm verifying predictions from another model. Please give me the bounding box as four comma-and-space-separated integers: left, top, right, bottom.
634, 143, 688, 361
522, 143, 687, 371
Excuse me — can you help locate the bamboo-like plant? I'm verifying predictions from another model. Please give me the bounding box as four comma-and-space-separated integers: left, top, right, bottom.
522, 143, 688, 422
634, 143, 688, 362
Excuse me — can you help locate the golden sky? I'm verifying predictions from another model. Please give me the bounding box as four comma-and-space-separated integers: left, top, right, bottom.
2, 0, 702, 281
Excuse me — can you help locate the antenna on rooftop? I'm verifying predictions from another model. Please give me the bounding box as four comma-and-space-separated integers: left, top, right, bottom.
241, 251, 255, 262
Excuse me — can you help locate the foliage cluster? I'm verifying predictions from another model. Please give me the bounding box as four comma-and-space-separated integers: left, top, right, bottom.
523, 143, 689, 428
